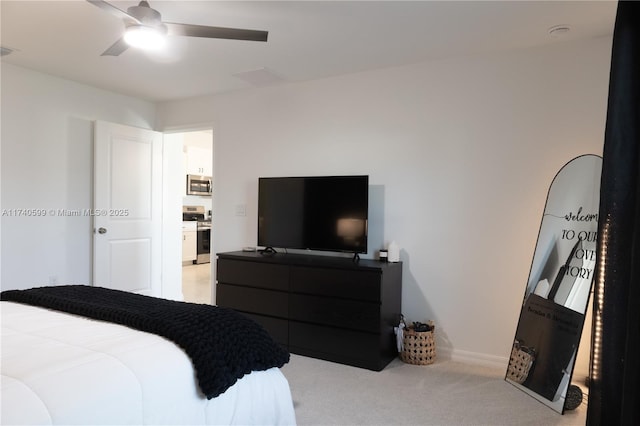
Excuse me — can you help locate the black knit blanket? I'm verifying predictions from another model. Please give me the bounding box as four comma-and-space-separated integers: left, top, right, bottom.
0, 285, 289, 399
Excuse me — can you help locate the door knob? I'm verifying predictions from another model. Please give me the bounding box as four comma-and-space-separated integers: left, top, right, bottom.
98, 227, 107, 234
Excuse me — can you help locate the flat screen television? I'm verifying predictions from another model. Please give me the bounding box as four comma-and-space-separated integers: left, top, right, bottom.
258, 175, 368, 254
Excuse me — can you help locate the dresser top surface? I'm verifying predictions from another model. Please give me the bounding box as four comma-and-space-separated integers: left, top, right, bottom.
217, 251, 401, 271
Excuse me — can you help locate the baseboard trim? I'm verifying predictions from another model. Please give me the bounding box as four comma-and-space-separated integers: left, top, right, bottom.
438, 347, 509, 370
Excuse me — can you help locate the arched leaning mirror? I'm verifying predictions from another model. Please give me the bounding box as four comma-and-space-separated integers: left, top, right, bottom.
506, 154, 602, 413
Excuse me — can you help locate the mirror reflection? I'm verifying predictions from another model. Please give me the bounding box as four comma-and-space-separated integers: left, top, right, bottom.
506, 154, 602, 413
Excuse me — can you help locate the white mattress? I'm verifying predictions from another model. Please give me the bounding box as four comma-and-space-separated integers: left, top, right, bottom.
1, 301, 297, 425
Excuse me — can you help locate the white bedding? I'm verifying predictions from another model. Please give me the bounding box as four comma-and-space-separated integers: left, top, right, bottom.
1, 301, 296, 425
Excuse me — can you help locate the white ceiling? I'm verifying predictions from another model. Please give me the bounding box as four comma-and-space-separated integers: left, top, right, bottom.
0, 0, 617, 103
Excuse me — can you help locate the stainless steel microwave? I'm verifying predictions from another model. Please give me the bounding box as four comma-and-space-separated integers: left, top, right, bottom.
186, 174, 212, 196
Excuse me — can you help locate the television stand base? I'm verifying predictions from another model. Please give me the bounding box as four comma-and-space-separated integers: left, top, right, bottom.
259, 247, 277, 255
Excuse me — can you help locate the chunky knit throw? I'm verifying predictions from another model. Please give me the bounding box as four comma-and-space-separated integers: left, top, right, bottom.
1, 285, 290, 399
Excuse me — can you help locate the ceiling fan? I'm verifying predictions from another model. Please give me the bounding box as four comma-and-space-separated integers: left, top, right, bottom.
86, 0, 268, 56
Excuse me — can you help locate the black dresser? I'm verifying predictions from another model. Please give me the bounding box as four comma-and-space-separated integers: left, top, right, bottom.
216, 251, 402, 371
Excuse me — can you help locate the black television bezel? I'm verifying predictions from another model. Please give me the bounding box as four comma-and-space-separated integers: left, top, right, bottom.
257, 175, 369, 254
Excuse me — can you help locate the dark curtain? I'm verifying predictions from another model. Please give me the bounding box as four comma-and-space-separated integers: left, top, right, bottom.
587, 1, 640, 425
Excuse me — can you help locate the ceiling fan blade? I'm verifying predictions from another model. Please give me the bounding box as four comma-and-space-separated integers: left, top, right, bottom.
165, 22, 268, 42
86, 0, 141, 24
101, 38, 130, 56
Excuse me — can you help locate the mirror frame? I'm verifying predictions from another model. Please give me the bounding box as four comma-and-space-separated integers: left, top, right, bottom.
506, 154, 602, 413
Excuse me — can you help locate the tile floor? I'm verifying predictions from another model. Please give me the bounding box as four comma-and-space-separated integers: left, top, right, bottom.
182, 262, 212, 304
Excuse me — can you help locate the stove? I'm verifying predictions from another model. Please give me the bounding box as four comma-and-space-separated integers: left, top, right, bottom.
183, 205, 205, 221
183, 206, 210, 264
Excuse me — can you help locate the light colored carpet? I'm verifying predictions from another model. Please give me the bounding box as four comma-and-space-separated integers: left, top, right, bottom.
280, 354, 586, 426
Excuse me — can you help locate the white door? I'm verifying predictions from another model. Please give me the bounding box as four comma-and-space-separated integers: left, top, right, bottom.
93, 121, 162, 296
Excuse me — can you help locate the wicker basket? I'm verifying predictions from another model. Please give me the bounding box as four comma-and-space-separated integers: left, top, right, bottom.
506, 341, 535, 384
400, 322, 436, 365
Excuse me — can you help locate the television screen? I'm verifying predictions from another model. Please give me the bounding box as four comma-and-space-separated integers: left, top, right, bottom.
258, 175, 369, 253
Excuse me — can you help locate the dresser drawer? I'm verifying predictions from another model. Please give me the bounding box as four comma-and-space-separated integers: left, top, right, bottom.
217, 283, 288, 318
290, 266, 381, 302
289, 293, 380, 333
238, 312, 289, 347
289, 322, 382, 370
217, 259, 289, 291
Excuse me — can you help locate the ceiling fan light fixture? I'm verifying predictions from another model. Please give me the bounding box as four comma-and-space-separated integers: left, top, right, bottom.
86, 0, 268, 57
124, 25, 166, 50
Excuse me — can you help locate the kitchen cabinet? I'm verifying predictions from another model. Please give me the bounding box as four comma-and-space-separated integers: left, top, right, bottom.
182, 221, 197, 262
185, 146, 212, 176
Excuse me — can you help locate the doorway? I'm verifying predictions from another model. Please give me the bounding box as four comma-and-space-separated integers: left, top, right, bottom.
173, 129, 214, 304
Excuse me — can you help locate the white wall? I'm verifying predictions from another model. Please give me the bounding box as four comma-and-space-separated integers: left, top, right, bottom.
1, 63, 156, 290
158, 36, 612, 365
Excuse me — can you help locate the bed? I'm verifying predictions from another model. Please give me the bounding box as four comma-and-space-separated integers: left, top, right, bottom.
1, 286, 297, 425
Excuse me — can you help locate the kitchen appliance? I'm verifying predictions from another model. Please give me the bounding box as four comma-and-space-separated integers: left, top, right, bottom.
186, 174, 212, 196
182, 206, 211, 264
